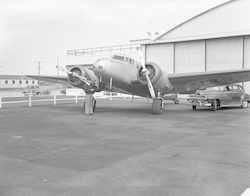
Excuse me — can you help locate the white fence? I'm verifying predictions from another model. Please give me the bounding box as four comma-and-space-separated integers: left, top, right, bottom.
0, 93, 140, 109
0, 95, 85, 108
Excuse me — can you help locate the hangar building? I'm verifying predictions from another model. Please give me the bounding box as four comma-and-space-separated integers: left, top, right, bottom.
140, 0, 250, 93
67, 0, 250, 93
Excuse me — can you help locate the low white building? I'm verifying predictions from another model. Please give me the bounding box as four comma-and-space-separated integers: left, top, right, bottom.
0, 75, 38, 89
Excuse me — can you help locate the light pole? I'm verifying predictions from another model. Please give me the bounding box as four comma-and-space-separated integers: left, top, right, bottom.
147, 21, 159, 40
57, 56, 59, 75
37, 61, 42, 75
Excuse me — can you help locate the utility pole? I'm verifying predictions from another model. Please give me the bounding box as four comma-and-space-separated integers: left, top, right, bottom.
57, 56, 59, 75
37, 61, 42, 75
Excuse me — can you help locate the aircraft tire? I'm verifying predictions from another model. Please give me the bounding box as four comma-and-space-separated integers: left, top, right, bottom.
212, 99, 217, 111
192, 106, 196, 110
93, 99, 96, 112
83, 100, 96, 112
152, 99, 163, 114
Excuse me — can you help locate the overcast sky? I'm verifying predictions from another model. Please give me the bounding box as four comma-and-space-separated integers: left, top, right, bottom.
0, 0, 230, 75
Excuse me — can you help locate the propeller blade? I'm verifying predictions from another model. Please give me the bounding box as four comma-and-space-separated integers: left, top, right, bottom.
56, 66, 73, 75
56, 66, 86, 82
137, 50, 156, 99
137, 50, 146, 70
145, 75, 156, 98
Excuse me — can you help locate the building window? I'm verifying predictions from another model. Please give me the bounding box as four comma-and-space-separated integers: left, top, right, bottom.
12, 81, 15, 84
19, 81, 22, 84
5, 80, 8, 84
26, 81, 28, 84
32, 81, 35, 84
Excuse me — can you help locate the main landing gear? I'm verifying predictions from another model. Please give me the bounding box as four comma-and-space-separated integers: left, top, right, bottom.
152, 98, 164, 114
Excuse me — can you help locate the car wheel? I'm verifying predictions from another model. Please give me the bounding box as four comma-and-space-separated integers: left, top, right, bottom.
174, 99, 179, 104
212, 99, 217, 111
241, 100, 248, 108
192, 106, 196, 110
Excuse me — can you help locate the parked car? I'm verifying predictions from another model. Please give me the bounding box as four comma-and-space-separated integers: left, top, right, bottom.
60, 89, 66, 94
187, 84, 250, 111
22, 85, 51, 96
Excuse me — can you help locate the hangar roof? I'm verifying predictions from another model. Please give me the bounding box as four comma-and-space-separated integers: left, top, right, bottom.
143, 0, 250, 44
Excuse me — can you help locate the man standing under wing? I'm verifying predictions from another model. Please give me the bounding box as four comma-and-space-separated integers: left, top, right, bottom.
83, 78, 95, 115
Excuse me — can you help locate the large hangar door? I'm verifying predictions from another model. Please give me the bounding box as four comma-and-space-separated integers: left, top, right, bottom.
175, 40, 205, 73
206, 37, 243, 71
244, 35, 250, 94
145, 43, 174, 73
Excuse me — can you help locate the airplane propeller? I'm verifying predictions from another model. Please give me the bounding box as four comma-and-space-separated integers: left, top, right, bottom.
137, 50, 156, 99
56, 66, 86, 82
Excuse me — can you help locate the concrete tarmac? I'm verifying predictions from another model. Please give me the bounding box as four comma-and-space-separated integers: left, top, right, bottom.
0, 99, 250, 196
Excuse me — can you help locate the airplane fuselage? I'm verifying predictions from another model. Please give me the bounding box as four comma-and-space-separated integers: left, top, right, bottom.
93, 54, 149, 97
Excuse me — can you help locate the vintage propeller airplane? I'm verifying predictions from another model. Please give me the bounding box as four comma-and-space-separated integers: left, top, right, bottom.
27, 50, 250, 114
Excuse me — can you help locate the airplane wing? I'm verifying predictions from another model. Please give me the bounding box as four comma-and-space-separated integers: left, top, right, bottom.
168, 69, 250, 93
26, 75, 68, 85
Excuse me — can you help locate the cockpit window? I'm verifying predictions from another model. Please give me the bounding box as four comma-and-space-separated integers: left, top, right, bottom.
124, 57, 129, 62
112, 55, 124, 61
112, 55, 140, 67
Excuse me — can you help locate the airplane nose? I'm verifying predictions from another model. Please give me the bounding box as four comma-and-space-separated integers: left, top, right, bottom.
93, 59, 107, 71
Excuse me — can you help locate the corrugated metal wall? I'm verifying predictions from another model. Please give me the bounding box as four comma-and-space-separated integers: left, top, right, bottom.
206, 37, 243, 71
175, 40, 205, 73
243, 35, 250, 92
145, 43, 174, 73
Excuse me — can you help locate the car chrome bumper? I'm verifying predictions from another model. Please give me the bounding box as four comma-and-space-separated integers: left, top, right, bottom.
187, 100, 212, 107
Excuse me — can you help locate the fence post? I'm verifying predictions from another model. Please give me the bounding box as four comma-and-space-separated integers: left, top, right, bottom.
75, 95, 78, 103
0, 97, 2, 108
54, 95, 56, 105
29, 96, 31, 107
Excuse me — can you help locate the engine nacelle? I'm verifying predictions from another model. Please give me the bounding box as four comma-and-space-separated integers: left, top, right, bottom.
137, 62, 173, 92
67, 66, 96, 88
